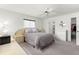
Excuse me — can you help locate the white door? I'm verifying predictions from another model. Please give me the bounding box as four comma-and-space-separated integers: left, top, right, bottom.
76, 17, 79, 45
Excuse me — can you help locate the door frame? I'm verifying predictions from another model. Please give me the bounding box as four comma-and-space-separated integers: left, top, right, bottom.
71, 17, 76, 43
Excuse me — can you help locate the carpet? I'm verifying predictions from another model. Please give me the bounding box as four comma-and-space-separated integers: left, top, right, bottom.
19, 39, 79, 55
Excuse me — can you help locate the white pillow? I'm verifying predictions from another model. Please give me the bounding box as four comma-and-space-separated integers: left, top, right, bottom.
25, 28, 37, 33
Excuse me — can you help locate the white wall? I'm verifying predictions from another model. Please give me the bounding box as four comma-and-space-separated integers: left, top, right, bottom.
43, 12, 79, 45
0, 8, 41, 36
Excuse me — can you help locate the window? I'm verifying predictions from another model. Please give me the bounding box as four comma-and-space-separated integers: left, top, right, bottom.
24, 19, 36, 28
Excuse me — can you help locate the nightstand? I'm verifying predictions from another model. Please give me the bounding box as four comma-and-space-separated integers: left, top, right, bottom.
0, 35, 11, 45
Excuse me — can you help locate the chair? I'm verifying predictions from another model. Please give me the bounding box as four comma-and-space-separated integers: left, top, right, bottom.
13, 28, 25, 43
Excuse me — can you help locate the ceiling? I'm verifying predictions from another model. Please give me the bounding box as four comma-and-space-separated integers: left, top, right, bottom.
0, 4, 79, 18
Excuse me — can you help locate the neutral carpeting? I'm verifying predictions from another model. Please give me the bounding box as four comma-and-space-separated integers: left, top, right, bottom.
19, 39, 79, 55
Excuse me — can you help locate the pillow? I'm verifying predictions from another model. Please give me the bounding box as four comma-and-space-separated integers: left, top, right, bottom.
25, 28, 37, 33
31, 28, 37, 32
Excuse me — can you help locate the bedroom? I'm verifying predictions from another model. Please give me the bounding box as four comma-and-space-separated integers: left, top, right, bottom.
0, 4, 79, 55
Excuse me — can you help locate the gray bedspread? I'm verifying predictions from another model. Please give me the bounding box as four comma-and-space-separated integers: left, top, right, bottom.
36, 34, 54, 49
25, 33, 54, 49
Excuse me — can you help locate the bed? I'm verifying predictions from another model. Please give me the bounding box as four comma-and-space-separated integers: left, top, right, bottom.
25, 28, 55, 49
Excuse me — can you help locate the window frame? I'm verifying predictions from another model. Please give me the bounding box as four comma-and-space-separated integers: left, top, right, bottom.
24, 19, 36, 28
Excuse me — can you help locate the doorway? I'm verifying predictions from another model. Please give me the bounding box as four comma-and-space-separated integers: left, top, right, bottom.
71, 17, 76, 44
49, 22, 55, 34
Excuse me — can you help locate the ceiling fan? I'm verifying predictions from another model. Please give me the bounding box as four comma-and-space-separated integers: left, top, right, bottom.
39, 8, 56, 17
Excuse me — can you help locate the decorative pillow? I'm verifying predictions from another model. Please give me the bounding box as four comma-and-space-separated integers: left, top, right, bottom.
25, 28, 37, 33
31, 28, 37, 32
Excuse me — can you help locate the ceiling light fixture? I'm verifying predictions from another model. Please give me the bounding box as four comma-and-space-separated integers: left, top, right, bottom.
39, 8, 55, 17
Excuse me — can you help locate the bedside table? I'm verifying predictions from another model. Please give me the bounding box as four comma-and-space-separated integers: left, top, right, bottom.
0, 35, 11, 45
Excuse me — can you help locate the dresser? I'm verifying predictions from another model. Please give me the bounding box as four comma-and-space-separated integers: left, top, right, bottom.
0, 35, 11, 45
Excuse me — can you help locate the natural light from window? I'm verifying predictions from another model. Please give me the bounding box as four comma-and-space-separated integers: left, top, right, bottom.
24, 20, 36, 28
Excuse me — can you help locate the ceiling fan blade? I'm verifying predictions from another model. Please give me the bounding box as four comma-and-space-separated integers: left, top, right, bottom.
38, 12, 46, 17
